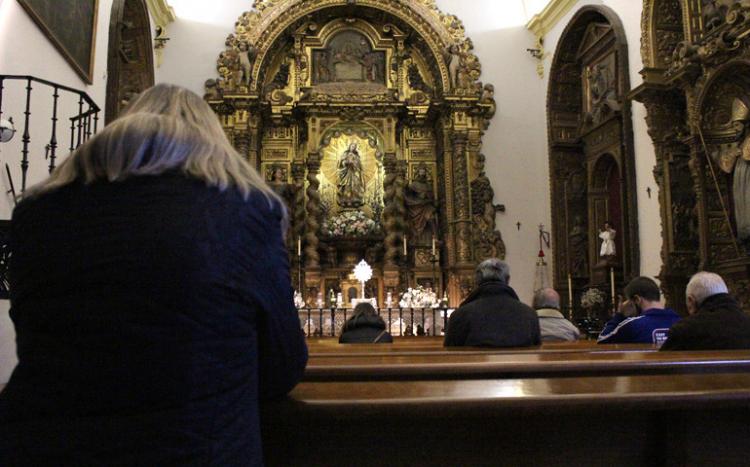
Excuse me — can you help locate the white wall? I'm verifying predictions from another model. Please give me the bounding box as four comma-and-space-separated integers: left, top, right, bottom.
539, 0, 662, 284
435, 0, 551, 303
0, 0, 116, 383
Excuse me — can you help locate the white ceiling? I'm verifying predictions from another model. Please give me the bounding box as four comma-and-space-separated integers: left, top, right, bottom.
167, 0, 553, 28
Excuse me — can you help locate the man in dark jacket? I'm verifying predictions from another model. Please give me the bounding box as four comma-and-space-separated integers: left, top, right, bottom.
598, 276, 680, 345
444, 259, 541, 347
661, 271, 750, 350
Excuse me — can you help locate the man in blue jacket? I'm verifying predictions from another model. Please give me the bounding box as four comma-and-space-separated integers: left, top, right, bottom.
598, 276, 680, 345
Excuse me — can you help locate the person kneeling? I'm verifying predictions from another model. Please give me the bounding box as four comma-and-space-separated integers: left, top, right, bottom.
339, 303, 393, 343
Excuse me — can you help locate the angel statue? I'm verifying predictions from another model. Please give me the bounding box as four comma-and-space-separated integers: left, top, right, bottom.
337, 142, 365, 208
599, 221, 616, 258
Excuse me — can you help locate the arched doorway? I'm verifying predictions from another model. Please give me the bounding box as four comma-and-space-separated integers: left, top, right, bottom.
547, 6, 638, 313
105, 0, 154, 123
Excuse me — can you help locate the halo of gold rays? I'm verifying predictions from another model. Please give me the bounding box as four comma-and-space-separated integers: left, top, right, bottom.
319, 133, 383, 216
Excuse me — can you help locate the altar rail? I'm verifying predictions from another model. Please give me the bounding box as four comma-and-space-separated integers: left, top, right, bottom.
298, 307, 452, 338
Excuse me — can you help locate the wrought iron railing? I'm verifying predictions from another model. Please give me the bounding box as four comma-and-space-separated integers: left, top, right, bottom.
0, 75, 101, 192
298, 307, 454, 338
0, 76, 100, 298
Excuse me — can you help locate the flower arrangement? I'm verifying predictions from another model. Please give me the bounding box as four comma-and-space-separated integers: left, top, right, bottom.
293, 290, 306, 309
399, 285, 440, 308
580, 287, 606, 309
322, 210, 381, 238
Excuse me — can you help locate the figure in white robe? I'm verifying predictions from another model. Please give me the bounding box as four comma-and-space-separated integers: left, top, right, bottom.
599, 222, 616, 257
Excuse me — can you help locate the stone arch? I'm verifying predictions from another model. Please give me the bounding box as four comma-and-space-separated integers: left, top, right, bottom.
105, 0, 154, 123
547, 5, 638, 314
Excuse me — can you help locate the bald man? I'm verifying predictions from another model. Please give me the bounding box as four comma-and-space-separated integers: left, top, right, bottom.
532, 288, 580, 342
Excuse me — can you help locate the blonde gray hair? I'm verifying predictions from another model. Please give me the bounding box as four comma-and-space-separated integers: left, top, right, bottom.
686, 271, 729, 306
25, 84, 286, 226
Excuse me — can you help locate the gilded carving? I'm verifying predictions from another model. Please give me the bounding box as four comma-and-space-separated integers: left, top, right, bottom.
204, 0, 497, 306
636, 0, 750, 310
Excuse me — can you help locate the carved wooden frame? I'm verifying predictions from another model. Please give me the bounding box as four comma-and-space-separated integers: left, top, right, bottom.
547, 5, 639, 313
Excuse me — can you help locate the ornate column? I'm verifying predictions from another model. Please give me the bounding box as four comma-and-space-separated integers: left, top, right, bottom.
451, 132, 472, 265
304, 153, 322, 300
382, 152, 406, 293
291, 161, 306, 291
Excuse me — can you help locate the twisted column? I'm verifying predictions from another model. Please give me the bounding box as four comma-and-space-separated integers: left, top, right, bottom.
382, 154, 406, 268
304, 153, 321, 269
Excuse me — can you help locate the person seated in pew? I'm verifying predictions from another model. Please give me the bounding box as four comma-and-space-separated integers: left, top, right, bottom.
339, 303, 394, 343
598, 276, 680, 345
444, 259, 541, 347
661, 271, 750, 350
532, 288, 580, 342
0, 84, 308, 466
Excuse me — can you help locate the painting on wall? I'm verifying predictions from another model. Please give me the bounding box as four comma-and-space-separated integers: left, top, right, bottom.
17, 0, 99, 83
312, 30, 385, 86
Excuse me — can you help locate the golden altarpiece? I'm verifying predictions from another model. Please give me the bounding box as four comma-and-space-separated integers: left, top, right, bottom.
633, 0, 750, 311
203, 0, 502, 307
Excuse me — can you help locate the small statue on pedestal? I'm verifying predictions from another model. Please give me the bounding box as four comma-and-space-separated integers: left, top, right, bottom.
598, 221, 616, 259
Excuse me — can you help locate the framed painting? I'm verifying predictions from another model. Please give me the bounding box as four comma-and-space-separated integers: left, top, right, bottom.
17, 0, 99, 83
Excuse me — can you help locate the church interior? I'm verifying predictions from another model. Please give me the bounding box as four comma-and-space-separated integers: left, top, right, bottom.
3, 0, 750, 465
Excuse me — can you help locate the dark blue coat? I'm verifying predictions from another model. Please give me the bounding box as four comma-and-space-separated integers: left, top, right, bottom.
0, 174, 308, 466
597, 308, 681, 345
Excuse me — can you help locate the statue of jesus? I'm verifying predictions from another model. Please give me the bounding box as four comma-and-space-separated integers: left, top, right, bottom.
337, 142, 365, 208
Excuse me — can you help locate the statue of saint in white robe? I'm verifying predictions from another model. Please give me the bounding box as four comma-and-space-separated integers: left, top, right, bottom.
599, 228, 616, 257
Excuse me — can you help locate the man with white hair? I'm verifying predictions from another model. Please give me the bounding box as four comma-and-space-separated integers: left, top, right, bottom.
661, 271, 750, 350
445, 259, 541, 347
532, 288, 580, 342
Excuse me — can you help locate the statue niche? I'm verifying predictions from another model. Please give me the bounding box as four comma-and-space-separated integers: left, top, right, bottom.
337, 141, 366, 208
405, 163, 437, 244
313, 31, 386, 87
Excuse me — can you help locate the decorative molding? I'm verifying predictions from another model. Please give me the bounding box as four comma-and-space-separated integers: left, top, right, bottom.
526, 0, 579, 78
145, 0, 176, 67
526, 0, 580, 39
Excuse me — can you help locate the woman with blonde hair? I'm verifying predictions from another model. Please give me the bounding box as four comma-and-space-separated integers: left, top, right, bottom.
0, 84, 308, 466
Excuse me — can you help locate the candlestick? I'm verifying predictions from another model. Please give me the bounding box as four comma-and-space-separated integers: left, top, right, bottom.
403, 235, 407, 257
567, 273, 573, 306
297, 236, 301, 256
610, 267, 616, 305
431, 235, 436, 256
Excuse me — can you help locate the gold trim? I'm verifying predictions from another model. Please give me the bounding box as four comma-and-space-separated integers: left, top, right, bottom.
526, 0, 579, 38
146, 0, 176, 67
525, 0, 579, 79
146, 0, 176, 28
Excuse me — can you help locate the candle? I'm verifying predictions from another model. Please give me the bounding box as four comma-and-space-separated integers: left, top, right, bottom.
610, 267, 616, 303
567, 273, 573, 307
403, 236, 407, 257
431, 235, 436, 256
297, 236, 301, 256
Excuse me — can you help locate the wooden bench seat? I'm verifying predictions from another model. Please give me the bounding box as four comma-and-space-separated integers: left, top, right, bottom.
307, 339, 653, 357
303, 349, 750, 381
262, 373, 750, 466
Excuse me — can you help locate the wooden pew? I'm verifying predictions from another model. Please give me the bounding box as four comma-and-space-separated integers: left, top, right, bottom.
306, 338, 653, 357
262, 373, 750, 466
303, 350, 750, 381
